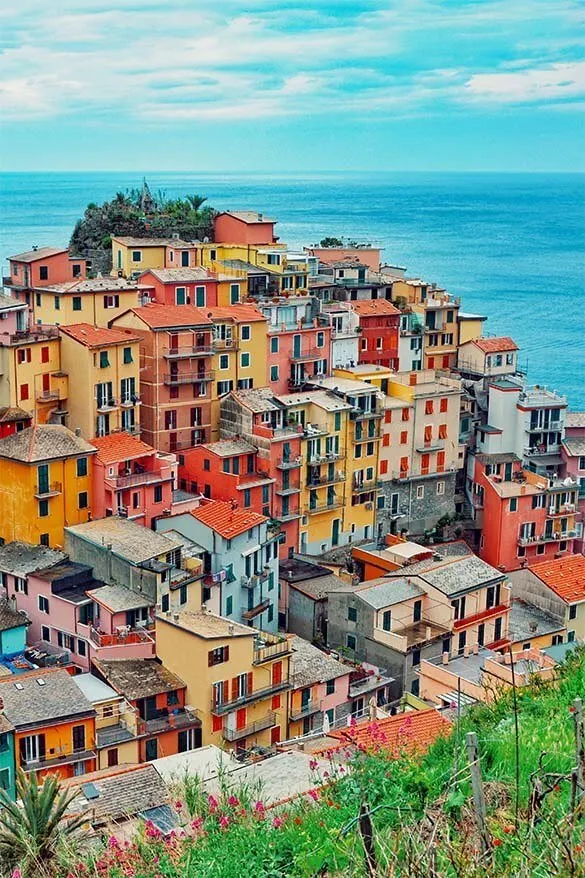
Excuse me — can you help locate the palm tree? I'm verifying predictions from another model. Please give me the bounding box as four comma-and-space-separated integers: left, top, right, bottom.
0, 770, 86, 877
186, 194, 208, 212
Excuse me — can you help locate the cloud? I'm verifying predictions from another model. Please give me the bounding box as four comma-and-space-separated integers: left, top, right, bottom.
464, 61, 585, 104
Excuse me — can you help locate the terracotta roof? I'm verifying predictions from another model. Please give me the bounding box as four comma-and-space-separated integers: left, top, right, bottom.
472, 336, 519, 354
141, 268, 213, 283
529, 555, 585, 604
0, 406, 31, 424
350, 300, 400, 317
91, 432, 156, 464
0, 425, 96, 463
128, 304, 212, 328
206, 305, 267, 323
93, 659, 186, 701
9, 247, 68, 263
59, 323, 141, 348
191, 499, 267, 539
319, 709, 451, 757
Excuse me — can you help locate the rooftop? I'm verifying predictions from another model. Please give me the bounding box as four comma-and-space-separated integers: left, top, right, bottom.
9, 247, 68, 263
190, 499, 267, 540
72, 673, 122, 705
562, 437, 585, 456
529, 555, 585, 604
0, 406, 32, 424
0, 541, 67, 577
113, 236, 195, 248
142, 267, 212, 282
388, 553, 504, 597
231, 387, 282, 413
470, 336, 519, 354
126, 303, 212, 329
350, 300, 400, 316
508, 600, 564, 644
93, 659, 186, 701
565, 412, 585, 428
218, 259, 268, 275
354, 577, 425, 610
426, 647, 494, 684
289, 572, 356, 601
65, 516, 182, 565
87, 584, 154, 614
0, 668, 95, 729
275, 389, 352, 412
200, 438, 257, 458
42, 277, 140, 294
64, 763, 170, 824
152, 745, 239, 784
219, 210, 275, 224
0, 600, 30, 633
290, 636, 349, 688
0, 293, 27, 312
0, 425, 96, 464
314, 376, 380, 395
91, 432, 156, 465
156, 609, 254, 640
59, 323, 140, 348
279, 558, 332, 583
321, 708, 452, 757
206, 304, 267, 323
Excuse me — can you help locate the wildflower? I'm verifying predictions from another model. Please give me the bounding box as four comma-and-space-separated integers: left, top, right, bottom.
174, 800, 183, 810
493, 838, 502, 847
207, 794, 219, 813
307, 789, 319, 801
339, 766, 345, 774
323, 770, 329, 778
11, 870, 22, 878
191, 817, 204, 831
575, 844, 583, 854
108, 836, 120, 849
309, 759, 318, 770
254, 800, 265, 813
272, 816, 284, 829
503, 825, 514, 834
228, 794, 239, 807
326, 798, 334, 807
219, 814, 230, 830
569, 706, 575, 713
294, 816, 302, 825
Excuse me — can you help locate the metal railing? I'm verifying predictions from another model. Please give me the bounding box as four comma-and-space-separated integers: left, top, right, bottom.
276, 456, 303, 469
305, 498, 344, 514
96, 398, 118, 412
163, 371, 215, 385
113, 471, 167, 489
34, 482, 62, 497
163, 345, 214, 358
289, 698, 323, 722
211, 679, 290, 715
223, 711, 277, 742
306, 472, 346, 487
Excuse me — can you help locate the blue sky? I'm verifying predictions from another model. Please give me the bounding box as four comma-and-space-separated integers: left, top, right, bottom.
1, 0, 584, 171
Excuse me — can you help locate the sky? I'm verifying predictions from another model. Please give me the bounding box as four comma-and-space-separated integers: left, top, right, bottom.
1, 0, 584, 172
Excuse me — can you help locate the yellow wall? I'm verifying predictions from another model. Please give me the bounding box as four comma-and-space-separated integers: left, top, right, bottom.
34, 289, 139, 328
1, 338, 66, 423
458, 318, 485, 345
0, 453, 93, 548
112, 240, 167, 278
210, 319, 267, 440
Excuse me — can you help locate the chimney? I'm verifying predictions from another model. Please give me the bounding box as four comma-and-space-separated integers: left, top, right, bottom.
442, 651, 449, 665
463, 644, 470, 658
75, 427, 82, 437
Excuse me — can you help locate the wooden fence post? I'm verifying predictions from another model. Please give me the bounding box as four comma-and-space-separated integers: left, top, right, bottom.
573, 697, 584, 805
358, 801, 378, 877
466, 732, 491, 856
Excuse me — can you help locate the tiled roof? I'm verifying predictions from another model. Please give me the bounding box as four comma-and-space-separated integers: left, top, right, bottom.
43, 277, 139, 293
93, 659, 186, 701
9, 247, 68, 263
0, 669, 95, 729
0, 541, 67, 576
157, 609, 254, 640
472, 336, 519, 354
87, 584, 154, 613
0, 425, 96, 463
566, 412, 585, 428
91, 432, 155, 464
350, 300, 400, 316
191, 499, 267, 539
508, 599, 564, 643
0, 293, 27, 311
562, 437, 585, 456
355, 577, 425, 609
142, 268, 212, 282
64, 763, 170, 824
230, 387, 283, 413
389, 553, 504, 597
289, 573, 356, 601
128, 303, 212, 328
529, 555, 585, 604
0, 406, 31, 424
290, 636, 349, 688
201, 438, 257, 458
322, 708, 451, 757
207, 305, 267, 323
0, 600, 30, 632
59, 323, 141, 348
112, 236, 195, 248
65, 516, 182, 565
219, 211, 275, 224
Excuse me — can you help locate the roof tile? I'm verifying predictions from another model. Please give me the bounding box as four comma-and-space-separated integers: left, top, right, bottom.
91, 432, 156, 465
319, 709, 451, 757
350, 300, 400, 316
530, 555, 585, 604
59, 323, 141, 348
126, 304, 212, 329
0, 425, 96, 463
191, 500, 267, 539
472, 336, 519, 354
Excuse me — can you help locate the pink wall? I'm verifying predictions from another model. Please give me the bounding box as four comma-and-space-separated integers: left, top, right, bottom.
92, 452, 175, 526
317, 674, 352, 717
269, 327, 332, 394
214, 214, 276, 246
307, 247, 381, 271
9, 252, 86, 288
140, 271, 218, 308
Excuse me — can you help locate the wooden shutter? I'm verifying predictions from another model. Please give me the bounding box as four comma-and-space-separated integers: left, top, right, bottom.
208, 650, 214, 667
223, 646, 229, 662
222, 680, 229, 703
247, 672, 253, 694
231, 678, 239, 700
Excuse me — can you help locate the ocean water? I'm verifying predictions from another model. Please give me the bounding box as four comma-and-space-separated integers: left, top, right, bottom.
1, 171, 583, 407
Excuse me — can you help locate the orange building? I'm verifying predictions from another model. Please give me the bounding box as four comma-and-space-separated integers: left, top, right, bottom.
5, 247, 87, 313
0, 668, 97, 781
350, 299, 401, 370
214, 211, 278, 246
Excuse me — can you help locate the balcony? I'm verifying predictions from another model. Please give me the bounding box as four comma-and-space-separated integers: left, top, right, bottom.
350, 408, 382, 421
7, 327, 59, 344
241, 599, 271, 621
223, 711, 277, 742
163, 345, 213, 358
163, 371, 215, 385
306, 498, 344, 515
21, 746, 97, 772
36, 389, 60, 403
518, 531, 577, 547
548, 504, 577, 517
120, 396, 141, 408
240, 572, 269, 590
307, 472, 346, 487
96, 721, 136, 748
89, 626, 155, 649
96, 398, 118, 413
524, 444, 562, 458
137, 707, 200, 737
275, 484, 300, 496
416, 439, 446, 453
213, 339, 239, 351
253, 632, 291, 664
349, 670, 393, 699
113, 470, 168, 489
274, 510, 301, 522
307, 449, 344, 465
353, 479, 379, 494
34, 482, 62, 498
276, 455, 302, 469
212, 678, 291, 715
289, 699, 322, 722
291, 348, 323, 363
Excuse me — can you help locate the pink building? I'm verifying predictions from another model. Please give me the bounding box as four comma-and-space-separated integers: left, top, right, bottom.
214, 211, 278, 246
138, 268, 219, 308
5, 247, 86, 313
561, 412, 585, 551
91, 431, 177, 526
288, 635, 352, 736
13, 560, 155, 671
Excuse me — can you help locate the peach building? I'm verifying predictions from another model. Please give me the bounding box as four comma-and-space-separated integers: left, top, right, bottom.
214, 211, 278, 246
138, 268, 219, 308
5, 247, 86, 314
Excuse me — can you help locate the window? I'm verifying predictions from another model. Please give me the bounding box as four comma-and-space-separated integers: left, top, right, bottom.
440, 397, 448, 413
0, 768, 10, 792
317, 331, 324, 347
458, 631, 467, 655
451, 596, 466, 621
382, 610, 391, 631
400, 456, 409, 474
103, 295, 120, 309
20, 384, 29, 401
76, 457, 87, 477
346, 634, 356, 650
552, 634, 563, 646
270, 337, 279, 354
230, 284, 240, 304
77, 639, 86, 657
78, 492, 88, 509
99, 351, 110, 369
36, 293, 41, 307
568, 630, 576, 643
326, 679, 335, 695
219, 354, 229, 370
54, 296, 60, 310
569, 604, 577, 620
416, 485, 424, 499
270, 365, 279, 382
438, 424, 447, 439
208, 646, 230, 666
268, 604, 274, 623
132, 250, 141, 263
509, 497, 518, 512
40, 533, 49, 546
39, 265, 49, 281
154, 485, 163, 503
41, 625, 50, 641
38, 499, 49, 517
38, 595, 49, 614
243, 489, 251, 508
402, 408, 409, 421
494, 617, 502, 642
175, 287, 186, 305
486, 584, 501, 610
241, 325, 251, 341
412, 648, 421, 667
425, 400, 434, 415
72, 263, 82, 278
437, 481, 445, 495
226, 595, 233, 616
161, 594, 169, 613
241, 352, 250, 368
123, 347, 133, 364
348, 606, 357, 622
195, 286, 206, 307
400, 431, 408, 445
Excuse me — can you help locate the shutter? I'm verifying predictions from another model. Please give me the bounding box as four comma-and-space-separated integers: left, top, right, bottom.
247, 672, 253, 694
208, 650, 213, 667
231, 678, 238, 700
38, 734, 46, 759
19, 738, 26, 766
222, 680, 229, 703
223, 645, 229, 662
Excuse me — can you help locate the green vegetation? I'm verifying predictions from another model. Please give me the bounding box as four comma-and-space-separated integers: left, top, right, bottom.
319, 237, 344, 248
69, 180, 217, 271
10, 650, 585, 877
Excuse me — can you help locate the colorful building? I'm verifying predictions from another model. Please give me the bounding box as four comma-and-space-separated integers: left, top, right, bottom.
59, 324, 142, 439
0, 425, 95, 548
72, 673, 140, 770
305, 244, 382, 273
111, 304, 214, 452
0, 541, 67, 599
0, 407, 32, 439
138, 268, 219, 308
278, 557, 356, 642
214, 211, 279, 247
0, 668, 97, 781
457, 336, 519, 382
111, 237, 200, 278
350, 299, 400, 370
0, 711, 16, 800
0, 600, 30, 657
92, 658, 202, 761
561, 411, 585, 552
510, 554, 585, 645
321, 302, 360, 369
288, 635, 352, 737
31, 277, 146, 328
5, 247, 86, 311
156, 499, 280, 633
155, 609, 291, 750
91, 431, 177, 526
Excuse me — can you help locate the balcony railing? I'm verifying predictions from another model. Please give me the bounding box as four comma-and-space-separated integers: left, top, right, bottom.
276, 456, 302, 469
548, 504, 576, 516
289, 698, 323, 722
89, 626, 154, 648
34, 482, 62, 498
120, 396, 141, 408
21, 746, 97, 771
353, 479, 379, 494
213, 339, 239, 351
241, 599, 271, 621
349, 671, 393, 699
518, 530, 577, 547
113, 470, 168, 489
524, 444, 562, 457
350, 409, 382, 421
240, 572, 269, 590
253, 633, 291, 664
306, 498, 344, 514
222, 711, 277, 742
212, 679, 290, 715
137, 707, 200, 737
307, 449, 344, 464
307, 472, 346, 487
36, 389, 60, 402
163, 371, 215, 385
163, 345, 214, 358
96, 398, 118, 412
290, 348, 323, 363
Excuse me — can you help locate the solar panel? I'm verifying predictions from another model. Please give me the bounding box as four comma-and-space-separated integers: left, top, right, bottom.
82, 782, 100, 800
140, 805, 177, 834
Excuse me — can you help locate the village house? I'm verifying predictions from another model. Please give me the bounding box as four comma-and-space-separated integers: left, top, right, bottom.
287, 635, 352, 737
72, 673, 140, 770
278, 556, 356, 642
509, 554, 585, 645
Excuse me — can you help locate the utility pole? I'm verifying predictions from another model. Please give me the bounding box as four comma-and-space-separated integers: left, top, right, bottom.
466, 732, 490, 856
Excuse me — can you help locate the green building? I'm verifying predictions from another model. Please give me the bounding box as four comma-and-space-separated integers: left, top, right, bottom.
0, 713, 16, 801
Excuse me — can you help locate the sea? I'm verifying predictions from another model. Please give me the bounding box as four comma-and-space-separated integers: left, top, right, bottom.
0, 171, 583, 407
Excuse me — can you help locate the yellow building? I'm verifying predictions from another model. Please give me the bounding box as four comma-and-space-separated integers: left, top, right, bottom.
59, 324, 142, 440
0, 327, 68, 425
209, 305, 268, 441
155, 609, 291, 749
457, 312, 487, 346
111, 237, 201, 278
0, 424, 95, 548
74, 674, 140, 770
32, 278, 143, 328
412, 289, 460, 371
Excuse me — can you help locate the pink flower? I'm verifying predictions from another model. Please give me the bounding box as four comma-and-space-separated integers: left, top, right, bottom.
174, 800, 183, 810
108, 836, 120, 849
207, 794, 218, 813
191, 817, 204, 831
11, 871, 22, 878
309, 759, 318, 770
253, 800, 265, 816
307, 789, 319, 801
272, 816, 284, 828
227, 795, 239, 807
323, 770, 329, 778
219, 814, 230, 830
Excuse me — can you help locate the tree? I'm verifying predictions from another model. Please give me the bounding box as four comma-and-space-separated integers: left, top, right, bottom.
0, 770, 86, 878
319, 237, 344, 248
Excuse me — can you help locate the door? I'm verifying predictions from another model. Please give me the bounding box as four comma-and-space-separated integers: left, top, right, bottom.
293, 334, 301, 358
272, 661, 282, 685
236, 708, 247, 730
504, 462, 513, 481
181, 251, 190, 267
301, 688, 311, 710
332, 518, 340, 546
42, 373, 50, 393
145, 738, 158, 760
413, 600, 422, 623
140, 696, 158, 721
72, 725, 85, 752
37, 464, 49, 494
107, 749, 119, 767
271, 726, 281, 745
196, 286, 205, 307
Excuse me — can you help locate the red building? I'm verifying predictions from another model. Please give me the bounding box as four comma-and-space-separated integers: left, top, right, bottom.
0, 406, 32, 438
214, 211, 278, 246
350, 300, 400, 369
138, 268, 219, 308
92, 658, 202, 761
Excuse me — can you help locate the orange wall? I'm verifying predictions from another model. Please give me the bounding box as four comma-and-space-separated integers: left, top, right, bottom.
16, 716, 96, 781
214, 215, 276, 245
